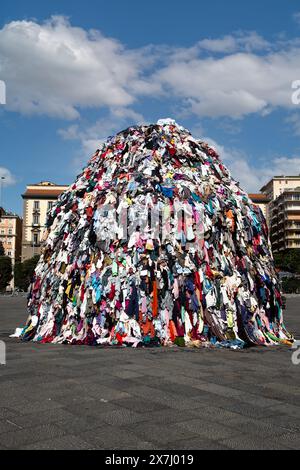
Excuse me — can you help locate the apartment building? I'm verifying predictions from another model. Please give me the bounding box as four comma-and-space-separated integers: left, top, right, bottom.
0, 207, 23, 288
259, 176, 300, 252
21, 181, 69, 261
269, 187, 300, 251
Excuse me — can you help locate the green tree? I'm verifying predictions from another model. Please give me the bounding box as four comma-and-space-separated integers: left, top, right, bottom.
14, 255, 39, 291
282, 277, 300, 294
0, 255, 13, 291
274, 249, 300, 274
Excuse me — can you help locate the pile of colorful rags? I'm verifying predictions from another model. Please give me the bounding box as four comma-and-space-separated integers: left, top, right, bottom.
14, 118, 294, 349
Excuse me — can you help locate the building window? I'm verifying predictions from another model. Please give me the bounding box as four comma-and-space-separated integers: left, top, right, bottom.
7, 251, 12, 256
0, 229, 4, 235
48, 201, 53, 211
34, 201, 40, 210
33, 233, 39, 245
8, 228, 12, 235
33, 214, 39, 225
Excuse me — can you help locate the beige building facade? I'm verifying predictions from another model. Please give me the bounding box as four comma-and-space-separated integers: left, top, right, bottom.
260, 176, 300, 252
260, 176, 300, 201
0, 208, 23, 288
21, 181, 69, 261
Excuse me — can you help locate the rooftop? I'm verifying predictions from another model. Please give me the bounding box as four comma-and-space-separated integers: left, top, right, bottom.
248, 193, 271, 202
27, 181, 69, 187
22, 181, 69, 199
22, 188, 68, 198
0, 207, 22, 218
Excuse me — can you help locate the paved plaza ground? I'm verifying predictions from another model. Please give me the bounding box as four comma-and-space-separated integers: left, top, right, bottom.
0, 296, 299, 450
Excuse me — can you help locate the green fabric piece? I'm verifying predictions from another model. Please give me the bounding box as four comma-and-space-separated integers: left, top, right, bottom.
174, 337, 185, 347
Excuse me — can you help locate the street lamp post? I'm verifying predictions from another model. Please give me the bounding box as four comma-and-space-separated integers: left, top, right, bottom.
0, 176, 5, 208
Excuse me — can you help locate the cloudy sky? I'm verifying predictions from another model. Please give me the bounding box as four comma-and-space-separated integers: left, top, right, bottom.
1, 0, 300, 214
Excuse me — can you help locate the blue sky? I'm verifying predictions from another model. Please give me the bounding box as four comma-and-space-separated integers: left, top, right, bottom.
1, 0, 300, 215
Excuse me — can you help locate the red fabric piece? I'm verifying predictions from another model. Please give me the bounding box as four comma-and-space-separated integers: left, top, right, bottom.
152, 280, 158, 317
86, 206, 93, 220
194, 271, 203, 301
194, 271, 201, 291
108, 284, 116, 300
205, 264, 214, 279
80, 285, 85, 302
116, 332, 124, 344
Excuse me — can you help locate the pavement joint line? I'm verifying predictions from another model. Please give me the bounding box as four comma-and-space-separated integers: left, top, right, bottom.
5, 419, 23, 430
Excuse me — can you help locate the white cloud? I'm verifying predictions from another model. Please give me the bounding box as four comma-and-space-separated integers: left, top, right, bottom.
204, 137, 300, 192
268, 156, 300, 178
198, 36, 237, 53
58, 124, 79, 140
198, 32, 270, 53
59, 108, 146, 170
155, 46, 300, 118
0, 16, 158, 119
0, 167, 16, 186
1, 17, 300, 121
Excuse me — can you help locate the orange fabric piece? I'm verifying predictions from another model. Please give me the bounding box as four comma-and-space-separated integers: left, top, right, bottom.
169, 320, 178, 342
141, 319, 155, 338
226, 209, 235, 232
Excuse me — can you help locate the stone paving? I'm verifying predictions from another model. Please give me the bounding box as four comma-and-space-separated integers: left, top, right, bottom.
0, 296, 299, 450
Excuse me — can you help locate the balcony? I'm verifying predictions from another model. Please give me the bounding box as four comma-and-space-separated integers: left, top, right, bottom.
286, 233, 300, 239
287, 242, 300, 248
284, 196, 300, 202
286, 224, 300, 231
285, 205, 300, 212
22, 241, 41, 248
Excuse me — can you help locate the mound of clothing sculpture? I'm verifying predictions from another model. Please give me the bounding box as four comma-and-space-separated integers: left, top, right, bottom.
16, 119, 293, 349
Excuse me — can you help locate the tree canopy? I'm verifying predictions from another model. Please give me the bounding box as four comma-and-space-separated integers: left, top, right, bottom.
0, 255, 13, 291
14, 255, 39, 291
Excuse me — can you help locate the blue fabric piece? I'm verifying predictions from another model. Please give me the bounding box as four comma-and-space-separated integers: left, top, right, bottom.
91, 276, 102, 303
191, 192, 202, 202
160, 186, 175, 198
126, 282, 139, 320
